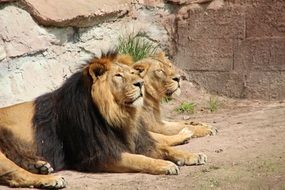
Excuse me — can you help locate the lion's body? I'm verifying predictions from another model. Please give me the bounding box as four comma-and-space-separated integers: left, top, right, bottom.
0, 102, 34, 143
133, 53, 218, 138
0, 52, 207, 189
32, 70, 155, 171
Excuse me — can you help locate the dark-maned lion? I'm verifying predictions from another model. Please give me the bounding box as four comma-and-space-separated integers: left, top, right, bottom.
0, 51, 206, 189
130, 52, 218, 138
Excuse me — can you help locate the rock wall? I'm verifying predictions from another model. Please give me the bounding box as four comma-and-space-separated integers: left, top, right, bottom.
0, 0, 284, 107
174, 0, 285, 100
0, 0, 171, 107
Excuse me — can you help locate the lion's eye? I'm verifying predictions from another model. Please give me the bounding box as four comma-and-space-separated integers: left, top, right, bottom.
115, 74, 123, 78
155, 70, 165, 78
156, 70, 163, 73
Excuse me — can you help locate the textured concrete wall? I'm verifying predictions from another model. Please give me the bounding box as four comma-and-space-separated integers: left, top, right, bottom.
174, 0, 285, 100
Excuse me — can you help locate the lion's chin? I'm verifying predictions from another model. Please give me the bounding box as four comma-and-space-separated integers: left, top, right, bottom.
166, 87, 181, 97
129, 96, 143, 107
173, 88, 181, 96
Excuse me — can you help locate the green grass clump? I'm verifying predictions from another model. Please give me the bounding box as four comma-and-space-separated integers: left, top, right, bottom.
208, 97, 219, 113
117, 32, 158, 62
176, 102, 196, 114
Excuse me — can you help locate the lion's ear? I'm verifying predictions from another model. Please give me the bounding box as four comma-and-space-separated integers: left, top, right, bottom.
133, 62, 149, 77
116, 54, 134, 66
88, 59, 110, 80
154, 51, 166, 60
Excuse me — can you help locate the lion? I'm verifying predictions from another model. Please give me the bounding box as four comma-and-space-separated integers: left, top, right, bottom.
0, 51, 206, 189
119, 52, 218, 139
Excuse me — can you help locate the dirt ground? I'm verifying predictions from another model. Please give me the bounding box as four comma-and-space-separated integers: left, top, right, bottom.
1, 81, 285, 190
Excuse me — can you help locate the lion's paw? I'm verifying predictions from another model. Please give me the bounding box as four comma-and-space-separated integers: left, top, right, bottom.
185, 121, 218, 137
163, 162, 180, 175
178, 153, 207, 166
178, 127, 193, 144
209, 127, 218, 136
40, 176, 66, 189
33, 161, 54, 174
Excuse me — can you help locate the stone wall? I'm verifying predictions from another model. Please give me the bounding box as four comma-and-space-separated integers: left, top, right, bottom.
174, 0, 285, 100
0, 0, 284, 107
0, 0, 171, 107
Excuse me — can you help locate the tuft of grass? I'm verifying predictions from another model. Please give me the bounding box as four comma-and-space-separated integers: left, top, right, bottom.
161, 96, 172, 104
176, 102, 196, 114
208, 97, 219, 113
117, 32, 158, 62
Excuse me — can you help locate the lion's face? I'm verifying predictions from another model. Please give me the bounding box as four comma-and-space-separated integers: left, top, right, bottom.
134, 52, 181, 100
87, 55, 145, 110
107, 63, 144, 107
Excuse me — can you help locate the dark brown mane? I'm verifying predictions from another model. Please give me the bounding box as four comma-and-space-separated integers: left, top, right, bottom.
32, 51, 155, 172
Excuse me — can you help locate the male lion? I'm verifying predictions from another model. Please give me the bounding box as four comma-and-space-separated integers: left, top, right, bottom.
126, 52, 218, 138
0, 51, 206, 189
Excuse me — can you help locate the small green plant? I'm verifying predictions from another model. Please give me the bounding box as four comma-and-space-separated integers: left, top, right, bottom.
161, 96, 172, 104
208, 97, 219, 113
117, 32, 158, 62
176, 102, 195, 114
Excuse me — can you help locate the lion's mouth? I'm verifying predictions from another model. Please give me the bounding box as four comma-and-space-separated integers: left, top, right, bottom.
126, 93, 143, 105
166, 87, 179, 96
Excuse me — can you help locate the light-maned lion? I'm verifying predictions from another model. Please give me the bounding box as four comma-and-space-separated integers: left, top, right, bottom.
0, 51, 206, 189
127, 52, 218, 138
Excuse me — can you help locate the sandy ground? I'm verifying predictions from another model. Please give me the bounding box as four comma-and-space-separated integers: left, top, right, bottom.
1, 81, 285, 190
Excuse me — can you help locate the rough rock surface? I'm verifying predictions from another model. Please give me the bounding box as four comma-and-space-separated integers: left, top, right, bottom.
21, 0, 132, 27
0, 3, 170, 106
0, 6, 52, 58
174, 0, 285, 100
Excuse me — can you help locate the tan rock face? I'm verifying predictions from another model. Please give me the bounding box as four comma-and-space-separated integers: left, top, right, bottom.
174, 1, 285, 100
0, 6, 51, 58
21, 0, 132, 27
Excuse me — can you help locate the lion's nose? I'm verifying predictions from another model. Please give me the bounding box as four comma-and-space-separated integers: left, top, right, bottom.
172, 75, 181, 83
133, 80, 144, 89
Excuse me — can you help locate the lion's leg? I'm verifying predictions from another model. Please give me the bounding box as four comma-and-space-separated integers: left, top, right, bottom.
182, 121, 218, 137
153, 120, 218, 138
10, 151, 54, 175
0, 151, 66, 189
18, 158, 54, 175
149, 129, 193, 146
156, 144, 207, 166
148, 121, 185, 135
103, 152, 179, 175
0, 127, 54, 175
3, 145, 53, 175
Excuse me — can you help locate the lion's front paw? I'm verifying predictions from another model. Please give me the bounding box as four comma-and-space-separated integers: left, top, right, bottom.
40, 176, 66, 189
29, 160, 54, 175
209, 127, 218, 136
35, 161, 54, 174
186, 122, 218, 137
160, 161, 179, 175
164, 162, 180, 175
177, 153, 207, 166
178, 127, 193, 144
